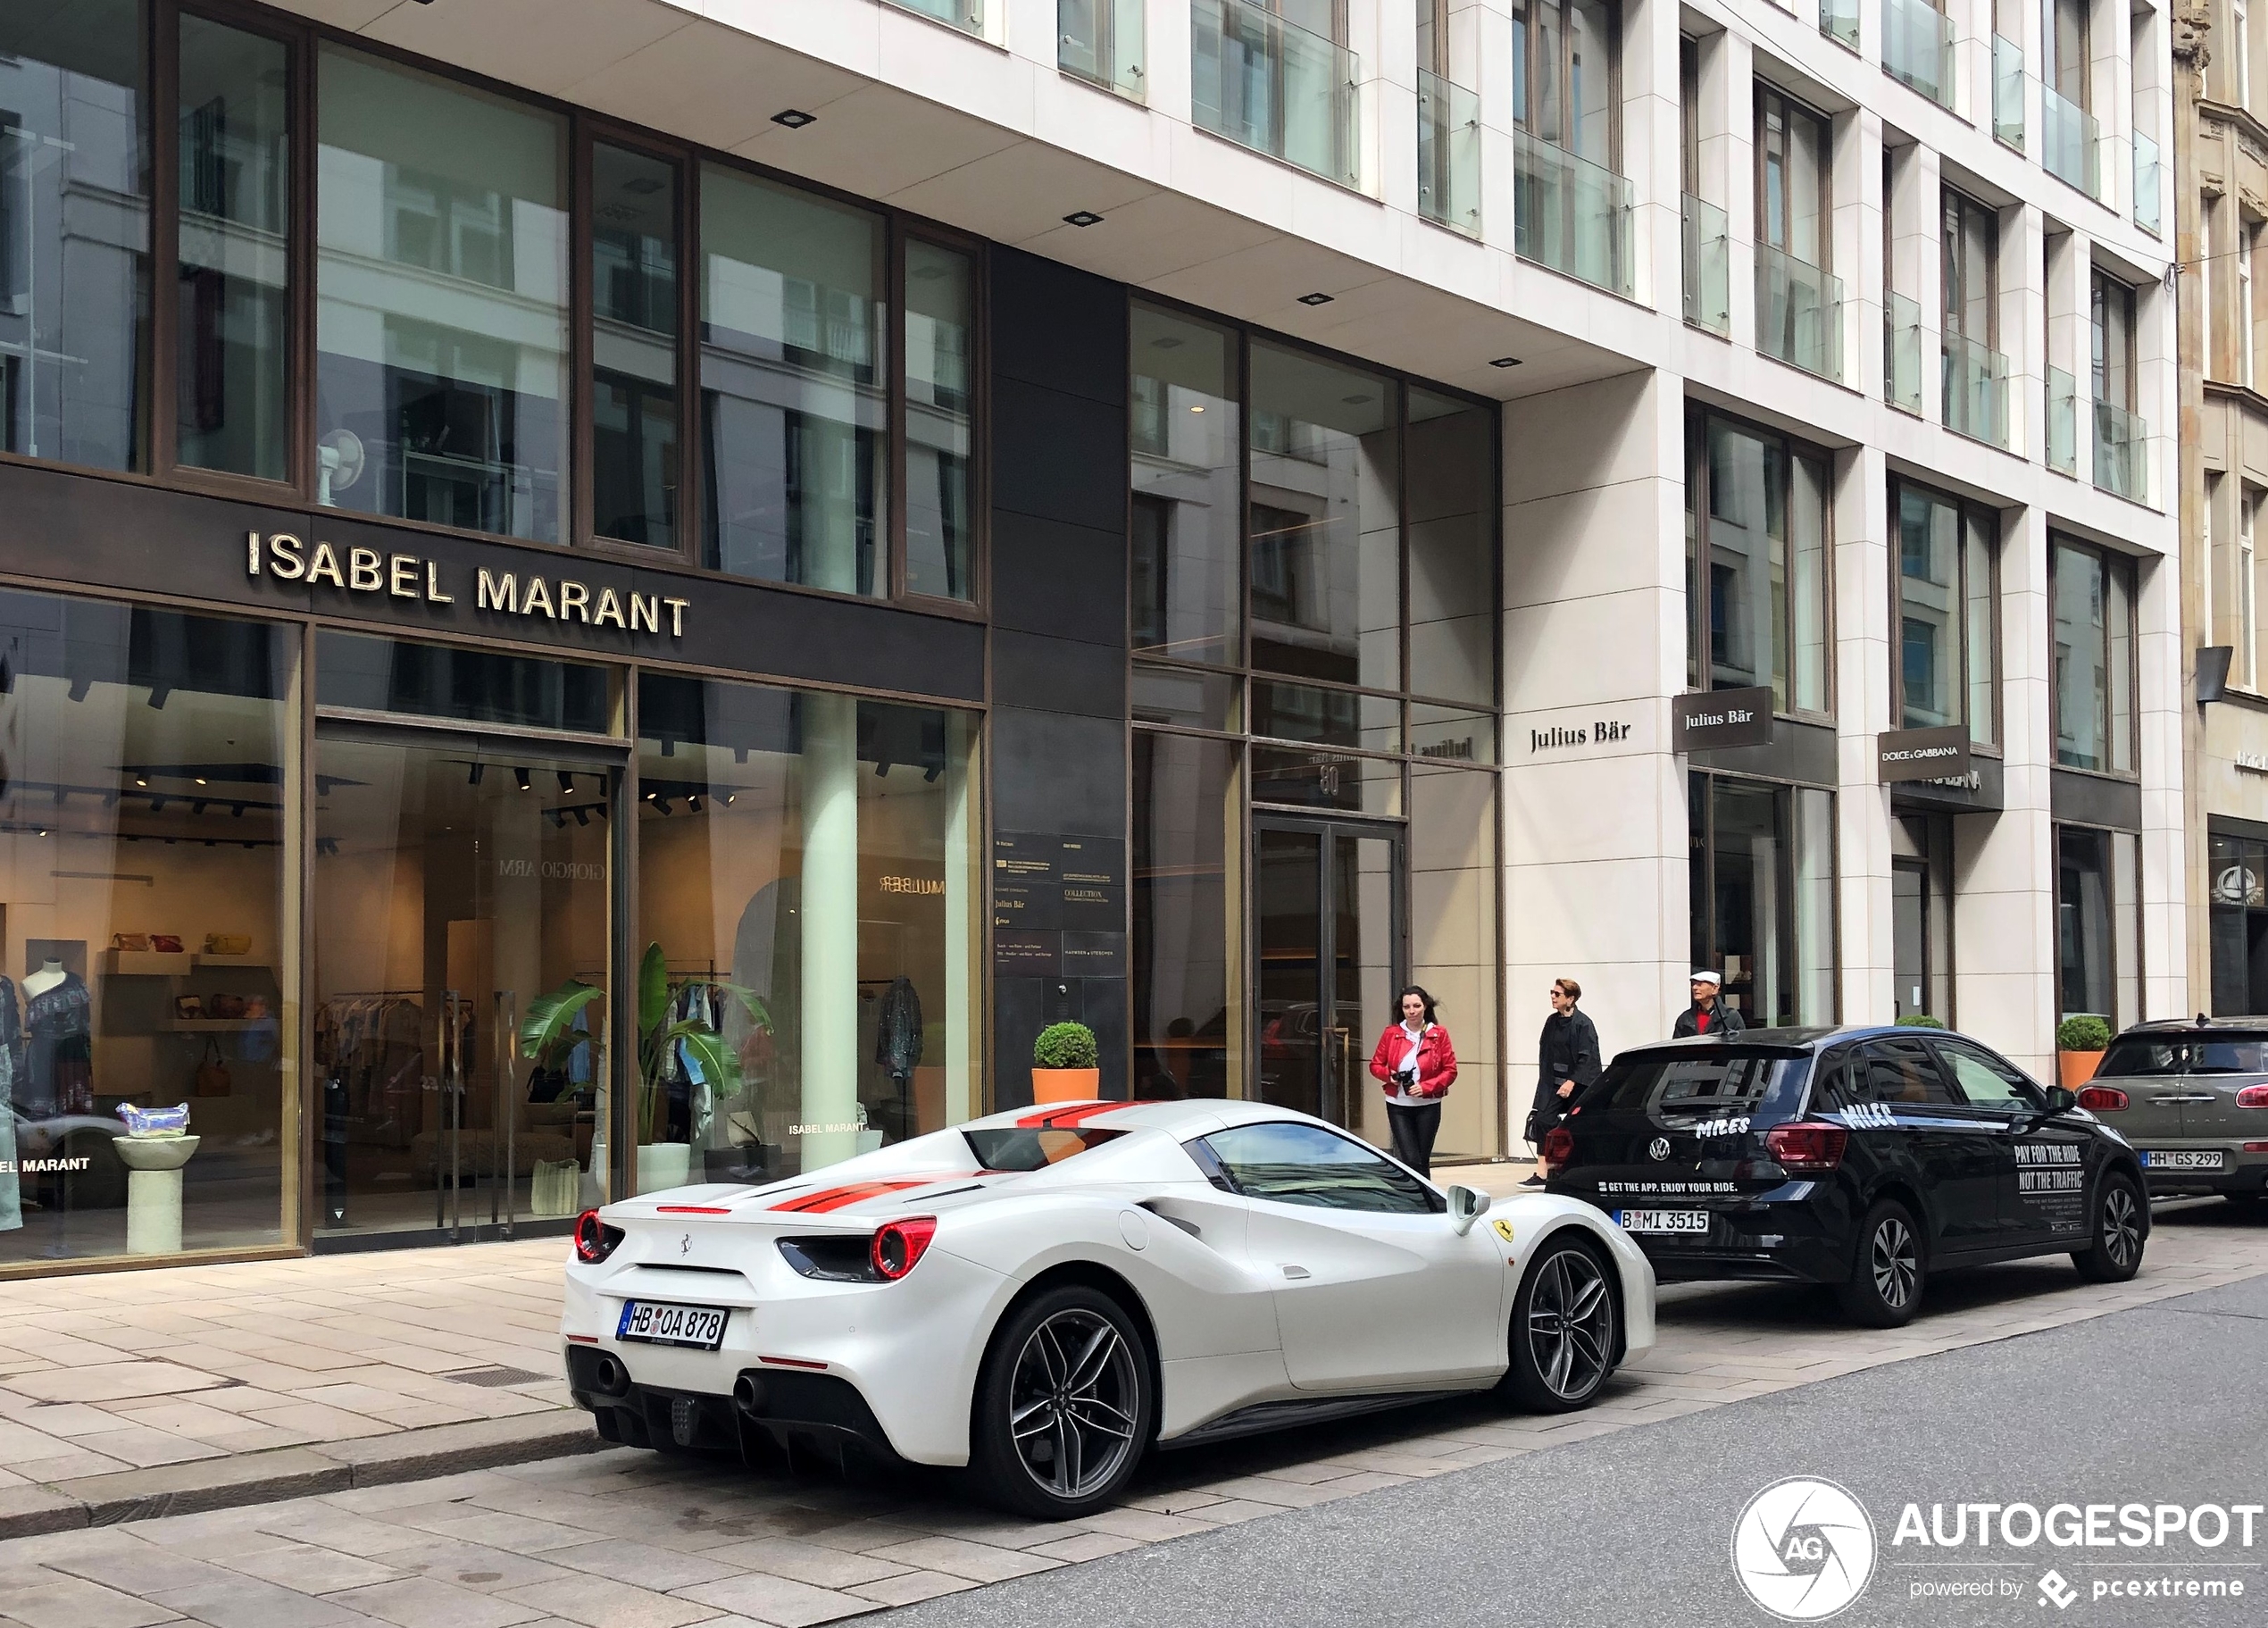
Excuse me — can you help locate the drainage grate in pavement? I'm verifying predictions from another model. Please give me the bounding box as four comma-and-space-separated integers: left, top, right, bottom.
442, 1365, 557, 1389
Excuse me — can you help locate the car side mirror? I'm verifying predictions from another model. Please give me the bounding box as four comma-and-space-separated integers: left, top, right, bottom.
2041, 1084, 2078, 1116
1447, 1184, 1491, 1236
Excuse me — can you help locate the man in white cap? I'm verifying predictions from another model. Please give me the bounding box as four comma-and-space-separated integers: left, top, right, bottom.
1673, 970, 1745, 1038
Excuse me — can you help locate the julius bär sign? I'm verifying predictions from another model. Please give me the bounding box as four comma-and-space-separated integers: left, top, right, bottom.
246, 531, 689, 638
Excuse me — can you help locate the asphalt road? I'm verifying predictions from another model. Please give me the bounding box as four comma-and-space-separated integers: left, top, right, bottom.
878, 1270, 2268, 1628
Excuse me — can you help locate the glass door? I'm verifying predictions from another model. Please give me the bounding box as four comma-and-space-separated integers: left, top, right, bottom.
313, 726, 617, 1246
1893, 860, 1927, 1020
1254, 818, 1404, 1138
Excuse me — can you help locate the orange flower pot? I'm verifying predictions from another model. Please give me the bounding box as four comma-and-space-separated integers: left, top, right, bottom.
1031, 1067, 1101, 1105
2057, 1050, 2104, 1091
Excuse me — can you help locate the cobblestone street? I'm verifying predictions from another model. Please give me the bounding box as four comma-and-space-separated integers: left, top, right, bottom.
0, 1200, 2256, 1627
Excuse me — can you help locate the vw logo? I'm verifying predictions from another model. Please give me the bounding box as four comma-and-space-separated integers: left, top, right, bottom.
1647, 1136, 1672, 1162
1730, 1477, 1877, 1621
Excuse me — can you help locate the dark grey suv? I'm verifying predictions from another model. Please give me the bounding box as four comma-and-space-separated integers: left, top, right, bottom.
2081, 1021, 2268, 1202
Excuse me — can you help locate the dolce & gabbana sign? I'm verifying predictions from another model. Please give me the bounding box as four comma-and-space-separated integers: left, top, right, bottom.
245, 531, 688, 638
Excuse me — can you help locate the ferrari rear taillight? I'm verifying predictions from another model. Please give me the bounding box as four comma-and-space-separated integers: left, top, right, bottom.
871, 1216, 938, 1281
1540, 1125, 1575, 1166
1763, 1121, 1848, 1173
573, 1208, 623, 1264
2078, 1086, 2130, 1111
2238, 1085, 2268, 1108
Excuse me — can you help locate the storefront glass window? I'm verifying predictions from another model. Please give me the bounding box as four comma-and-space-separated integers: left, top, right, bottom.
699, 165, 886, 597
1688, 772, 1836, 1027
177, 15, 288, 483
1411, 760, 1499, 1156
2050, 538, 2136, 773
1248, 340, 1400, 692
0, 591, 296, 1265
2208, 831, 2268, 1014
905, 239, 975, 601
316, 631, 612, 736
634, 674, 979, 1188
1132, 732, 1241, 1101
315, 49, 567, 542
589, 143, 680, 550
1, 2, 151, 473
1132, 305, 1241, 666
1687, 413, 1831, 716
2056, 823, 2139, 1023
1406, 389, 1497, 707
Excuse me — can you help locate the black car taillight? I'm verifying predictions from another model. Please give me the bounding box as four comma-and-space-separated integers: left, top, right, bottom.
573, 1208, 623, 1264
2078, 1085, 2129, 1111
1541, 1124, 1575, 1165
1764, 1121, 1848, 1173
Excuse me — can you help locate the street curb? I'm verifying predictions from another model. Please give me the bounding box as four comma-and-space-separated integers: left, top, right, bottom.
4, 1411, 604, 1537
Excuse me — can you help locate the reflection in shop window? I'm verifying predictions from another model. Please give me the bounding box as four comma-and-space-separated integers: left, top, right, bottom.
0, 592, 296, 1266
2209, 831, 2268, 1014
633, 674, 980, 1189
1132, 732, 1241, 1102
1130, 305, 1242, 667
2050, 538, 2136, 773
1688, 772, 1836, 1028
0, 2, 152, 473
2057, 823, 2139, 1024
315, 48, 568, 541
1686, 413, 1831, 716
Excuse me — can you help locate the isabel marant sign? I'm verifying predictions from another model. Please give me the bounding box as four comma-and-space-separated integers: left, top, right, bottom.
244, 531, 689, 638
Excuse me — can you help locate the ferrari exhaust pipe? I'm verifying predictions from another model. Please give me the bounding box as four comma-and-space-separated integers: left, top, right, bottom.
733, 1372, 768, 1417
591, 1353, 628, 1396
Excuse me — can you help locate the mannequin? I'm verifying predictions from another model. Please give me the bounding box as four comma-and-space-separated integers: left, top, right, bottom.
23, 958, 91, 1117
0, 973, 20, 1231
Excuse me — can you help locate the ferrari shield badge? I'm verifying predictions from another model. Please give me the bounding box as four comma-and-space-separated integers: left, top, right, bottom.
1490, 1218, 1515, 1244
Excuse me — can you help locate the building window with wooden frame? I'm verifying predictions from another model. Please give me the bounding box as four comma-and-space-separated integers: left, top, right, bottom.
1890, 479, 1999, 745
1684, 409, 1833, 719
2048, 536, 2136, 775
1512, 0, 1619, 167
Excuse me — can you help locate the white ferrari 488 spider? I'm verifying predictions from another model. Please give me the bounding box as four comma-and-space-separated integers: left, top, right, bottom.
561, 1098, 1655, 1518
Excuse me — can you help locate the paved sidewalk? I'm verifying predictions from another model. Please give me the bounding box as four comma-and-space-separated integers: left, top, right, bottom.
0, 1203, 2255, 1627
0, 1242, 588, 1535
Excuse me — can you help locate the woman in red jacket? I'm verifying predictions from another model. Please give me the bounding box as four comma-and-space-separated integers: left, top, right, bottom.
1369, 984, 1457, 1173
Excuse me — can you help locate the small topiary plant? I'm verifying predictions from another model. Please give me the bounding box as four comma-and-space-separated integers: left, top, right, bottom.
1894, 1013, 1946, 1029
1033, 1022, 1099, 1070
2056, 1014, 2113, 1052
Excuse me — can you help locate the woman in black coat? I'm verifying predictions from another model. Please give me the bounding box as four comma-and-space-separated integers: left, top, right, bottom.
1526, 977, 1602, 1184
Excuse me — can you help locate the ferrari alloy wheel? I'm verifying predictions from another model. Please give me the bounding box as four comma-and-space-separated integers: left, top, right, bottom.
972, 1285, 1155, 1519
1502, 1235, 1618, 1412
1839, 1198, 1924, 1327
2072, 1173, 2145, 1283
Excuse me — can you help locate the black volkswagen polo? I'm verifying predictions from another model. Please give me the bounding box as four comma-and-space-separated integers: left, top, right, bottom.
1543, 1026, 2148, 1326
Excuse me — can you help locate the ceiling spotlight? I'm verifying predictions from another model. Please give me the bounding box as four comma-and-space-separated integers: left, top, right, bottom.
515, 766, 531, 792
1297, 291, 1335, 305
644, 789, 657, 801
654, 795, 674, 814
135, 776, 148, 789
194, 777, 207, 786
468, 762, 485, 787
558, 772, 575, 794
1488, 356, 1522, 368
686, 793, 702, 813
771, 108, 816, 129
1063, 210, 1105, 228
1189, 405, 1205, 413
724, 793, 736, 806
573, 807, 590, 827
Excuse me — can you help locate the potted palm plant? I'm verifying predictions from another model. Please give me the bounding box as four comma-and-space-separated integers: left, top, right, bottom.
2055, 1014, 2112, 1092
1031, 1021, 1102, 1105
523, 942, 769, 1195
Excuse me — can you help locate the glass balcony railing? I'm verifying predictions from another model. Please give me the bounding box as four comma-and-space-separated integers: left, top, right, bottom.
1943, 335, 2010, 447
1821, 0, 1860, 49
1059, 0, 1146, 100
1513, 129, 1633, 296
1883, 0, 1955, 107
1756, 242, 1843, 381
2093, 399, 2147, 501
2042, 84, 2101, 197
888, 0, 982, 34
2134, 129, 2164, 237
1885, 290, 1923, 413
1683, 195, 1730, 333
1992, 35, 2024, 148
2047, 366, 2078, 473
1417, 68, 1480, 236
1191, 0, 1359, 186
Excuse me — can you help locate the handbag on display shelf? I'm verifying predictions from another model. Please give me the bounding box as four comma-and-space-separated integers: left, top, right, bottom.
194, 1038, 232, 1098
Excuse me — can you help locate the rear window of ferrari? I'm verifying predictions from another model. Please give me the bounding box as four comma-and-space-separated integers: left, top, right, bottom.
1592, 1049, 1814, 1125
963, 1127, 1125, 1172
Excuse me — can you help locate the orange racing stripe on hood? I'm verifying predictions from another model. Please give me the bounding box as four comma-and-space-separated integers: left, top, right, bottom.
769, 1177, 968, 1214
